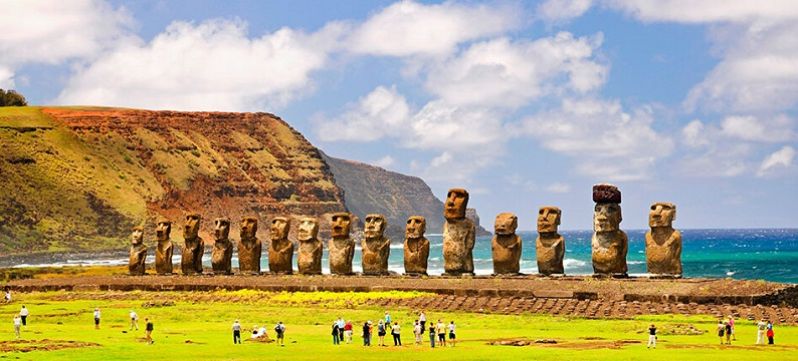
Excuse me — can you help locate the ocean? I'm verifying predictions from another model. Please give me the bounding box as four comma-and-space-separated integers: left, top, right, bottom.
13, 229, 798, 284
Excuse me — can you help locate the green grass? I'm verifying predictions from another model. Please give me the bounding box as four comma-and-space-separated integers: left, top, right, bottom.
1, 291, 795, 360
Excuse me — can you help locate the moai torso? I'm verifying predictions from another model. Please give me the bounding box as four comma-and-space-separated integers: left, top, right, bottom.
297, 217, 322, 275
129, 227, 147, 276
404, 216, 430, 275
491, 212, 522, 275
645, 202, 682, 276
328, 213, 355, 275
591, 184, 628, 276
361, 214, 391, 275
181, 213, 204, 275
211, 218, 233, 275
155, 221, 174, 275
238, 217, 261, 274
269, 217, 294, 274
442, 188, 475, 275
536, 206, 565, 275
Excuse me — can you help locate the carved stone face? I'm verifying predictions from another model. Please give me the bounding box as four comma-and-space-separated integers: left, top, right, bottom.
240, 217, 258, 240
537, 206, 561, 233
330, 213, 351, 238
364, 214, 386, 239
594, 203, 622, 232
214, 218, 230, 240
297, 217, 319, 241
156, 221, 171, 242
184, 213, 201, 240
494, 212, 518, 236
444, 188, 469, 220
131, 227, 144, 246
405, 216, 426, 239
270, 217, 290, 240
649, 202, 676, 228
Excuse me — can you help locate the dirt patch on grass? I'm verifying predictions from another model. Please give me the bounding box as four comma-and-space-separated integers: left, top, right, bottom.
486, 338, 641, 349
0, 339, 100, 353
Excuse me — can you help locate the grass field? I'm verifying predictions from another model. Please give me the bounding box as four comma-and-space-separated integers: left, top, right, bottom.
0, 290, 795, 360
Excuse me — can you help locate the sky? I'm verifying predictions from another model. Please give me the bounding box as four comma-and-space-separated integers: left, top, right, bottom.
1, 0, 797, 230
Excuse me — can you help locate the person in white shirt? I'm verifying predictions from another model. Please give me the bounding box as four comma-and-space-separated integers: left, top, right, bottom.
93, 308, 101, 329
19, 305, 29, 326
419, 311, 427, 333
756, 319, 767, 345
129, 310, 139, 330
448, 321, 456, 347
13, 315, 21, 338
4, 290, 11, 303
232, 320, 242, 344
391, 322, 401, 346
413, 320, 422, 344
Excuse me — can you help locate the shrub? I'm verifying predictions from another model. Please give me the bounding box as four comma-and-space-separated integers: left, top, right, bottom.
0, 88, 28, 106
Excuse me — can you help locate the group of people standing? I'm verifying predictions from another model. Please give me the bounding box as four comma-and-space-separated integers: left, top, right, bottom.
231, 319, 286, 346
332, 311, 457, 348
716, 316, 776, 345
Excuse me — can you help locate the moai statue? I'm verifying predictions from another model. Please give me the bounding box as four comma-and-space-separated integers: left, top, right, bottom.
154, 220, 174, 275
442, 188, 475, 276
328, 212, 355, 275
211, 218, 233, 275
361, 214, 391, 275
128, 226, 147, 276
645, 202, 682, 277
269, 217, 294, 275
591, 184, 628, 276
238, 216, 261, 274
297, 217, 322, 275
181, 213, 204, 275
536, 206, 565, 275
491, 212, 522, 275
403, 216, 430, 276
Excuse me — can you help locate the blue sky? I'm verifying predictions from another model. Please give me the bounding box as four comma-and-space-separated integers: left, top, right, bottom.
2, 0, 796, 230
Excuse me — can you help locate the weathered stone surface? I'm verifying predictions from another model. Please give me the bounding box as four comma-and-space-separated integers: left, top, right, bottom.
297, 217, 322, 275
361, 214, 390, 275
491, 212, 521, 275
404, 216, 430, 275
536, 206, 565, 275
154, 220, 173, 275
443, 188, 475, 275
328, 212, 355, 275
180, 213, 204, 275
211, 218, 233, 275
268, 217, 294, 274
128, 226, 147, 276
238, 216, 261, 274
591, 184, 627, 276
646, 202, 682, 276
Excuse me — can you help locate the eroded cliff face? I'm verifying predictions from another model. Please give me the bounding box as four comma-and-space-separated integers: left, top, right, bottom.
0, 107, 346, 253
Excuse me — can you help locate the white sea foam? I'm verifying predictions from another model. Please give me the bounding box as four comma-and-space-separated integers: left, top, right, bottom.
628, 261, 644, 265
563, 258, 587, 268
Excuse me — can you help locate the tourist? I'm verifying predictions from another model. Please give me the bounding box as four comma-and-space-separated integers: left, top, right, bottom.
384, 311, 391, 327
377, 320, 387, 346
419, 310, 426, 333
716, 319, 725, 345
252, 325, 260, 339
129, 310, 139, 330
728, 315, 736, 341
767, 321, 774, 345
647, 324, 657, 349
332, 321, 340, 345
232, 319, 242, 344
428, 322, 436, 348
448, 321, 457, 347
258, 324, 268, 339
413, 320, 422, 345
275, 321, 286, 346
13, 314, 21, 339
336, 317, 345, 343
436, 320, 446, 347
19, 305, 29, 326
93, 308, 101, 329
391, 321, 401, 346
145, 318, 154, 344
344, 320, 353, 343
756, 318, 767, 345
3, 288, 11, 303
362, 321, 371, 346
725, 320, 732, 344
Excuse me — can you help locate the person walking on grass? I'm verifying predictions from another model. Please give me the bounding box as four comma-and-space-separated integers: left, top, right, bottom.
344, 320, 353, 344
13, 314, 21, 339
428, 322, 436, 348
647, 324, 657, 349
19, 305, 29, 326
436, 320, 446, 347
728, 315, 736, 341
391, 321, 401, 346
725, 320, 732, 345
332, 321, 340, 345
377, 320, 387, 346
362, 321, 371, 346
756, 319, 767, 345
419, 311, 426, 334
232, 319, 242, 344
336, 317, 345, 344
413, 320, 422, 345
767, 321, 774, 345
717, 319, 725, 345
275, 321, 286, 346
129, 310, 139, 331
93, 308, 101, 329
145, 318, 154, 344
448, 321, 457, 347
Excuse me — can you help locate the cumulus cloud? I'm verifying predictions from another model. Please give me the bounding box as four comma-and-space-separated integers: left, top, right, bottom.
537, 0, 594, 23
0, 66, 14, 88
372, 155, 396, 169
317, 85, 411, 142
607, 0, 798, 23
720, 115, 796, 142
757, 145, 795, 176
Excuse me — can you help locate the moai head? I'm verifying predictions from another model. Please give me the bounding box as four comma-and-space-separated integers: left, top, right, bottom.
593, 184, 622, 232
214, 218, 230, 241
184, 213, 201, 240
649, 202, 676, 228
330, 213, 352, 238
405, 216, 426, 239
270, 217, 290, 241
297, 217, 319, 241
444, 188, 469, 220
240, 217, 258, 240
494, 212, 518, 236
364, 214, 387, 239
131, 226, 144, 246
156, 220, 172, 242
537, 206, 561, 233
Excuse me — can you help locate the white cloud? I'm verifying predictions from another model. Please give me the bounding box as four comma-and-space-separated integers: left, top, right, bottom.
347, 0, 520, 57
720, 115, 796, 142
406, 101, 504, 150
546, 182, 571, 193
316, 85, 411, 141
0, 66, 14, 88
757, 145, 796, 176
608, 0, 798, 23
537, 0, 594, 23
682, 119, 709, 147
56, 19, 346, 111
372, 155, 396, 169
